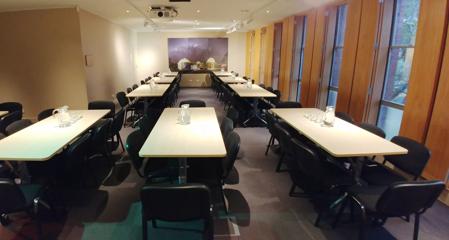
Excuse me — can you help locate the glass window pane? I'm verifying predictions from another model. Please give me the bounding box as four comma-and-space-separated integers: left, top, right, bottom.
382, 47, 414, 105
327, 90, 338, 107
297, 82, 302, 102
335, 5, 348, 47
377, 105, 404, 139
330, 47, 343, 88
391, 0, 420, 46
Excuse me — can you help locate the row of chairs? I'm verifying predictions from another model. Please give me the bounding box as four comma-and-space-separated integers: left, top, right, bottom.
265, 108, 444, 240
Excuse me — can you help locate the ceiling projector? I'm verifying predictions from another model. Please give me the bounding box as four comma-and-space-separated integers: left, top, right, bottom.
148, 6, 178, 19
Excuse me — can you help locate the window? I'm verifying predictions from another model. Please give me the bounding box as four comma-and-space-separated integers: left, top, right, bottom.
377, 0, 420, 139
259, 28, 267, 85
272, 23, 283, 90
289, 16, 307, 102
326, 5, 348, 107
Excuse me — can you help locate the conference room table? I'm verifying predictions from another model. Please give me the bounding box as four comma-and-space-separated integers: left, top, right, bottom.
162, 72, 178, 77
270, 108, 408, 182
127, 84, 171, 115
219, 76, 247, 84
151, 76, 176, 84
0, 110, 110, 161
214, 72, 234, 77
229, 84, 277, 126
0, 111, 8, 118
139, 107, 227, 183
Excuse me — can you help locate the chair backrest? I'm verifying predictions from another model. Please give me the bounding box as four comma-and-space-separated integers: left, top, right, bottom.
335, 111, 354, 123
273, 123, 292, 156
259, 83, 266, 88
89, 119, 111, 152
125, 130, 146, 177
359, 123, 386, 138
265, 110, 278, 135
220, 117, 234, 140
290, 137, 326, 189
5, 119, 32, 135
385, 136, 431, 179
132, 84, 139, 90
116, 92, 129, 108
126, 88, 133, 94
222, 131, 241, 180
0, 102, 23, 116
226, 107, 239, 125
0, 179, 26, 214
88, 101, 115, 118
266, 87, 274, 92
275, 101, 302, 108
110, 108, 125, 135
141, 184, 213, 231
140, 80, 145, 85
37, 108, 54, 121
179, 100, 206, 108
376, 180, 445, 217
65, 132, 92, 163
0, 111, 22, 134
138, 109, 160, 136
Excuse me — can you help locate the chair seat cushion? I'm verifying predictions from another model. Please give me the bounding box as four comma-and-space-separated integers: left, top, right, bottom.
19, 184, 43, 206
361, 164, 407, 186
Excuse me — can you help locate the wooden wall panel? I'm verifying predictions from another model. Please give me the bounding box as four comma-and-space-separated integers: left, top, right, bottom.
307, 7, 327, 107
335, 0, 362, 113
252, 28, 262, 83
348, 0, 381, 122
399, 0, 449, 142
264, 24, 275, 88
245, 31, 252, 77
278, 16, 295, 101
425, 30, 449, 181
300, 10, 317, 106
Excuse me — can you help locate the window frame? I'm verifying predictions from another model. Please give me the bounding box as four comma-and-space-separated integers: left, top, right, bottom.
289, 16, 308, 102
271, 22, 283, 90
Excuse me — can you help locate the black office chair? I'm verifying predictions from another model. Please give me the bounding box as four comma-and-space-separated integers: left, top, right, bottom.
141, 183, 214, 240
270, 90, 281, 105
37, 108, 54, 121
63, 132, 92, 185
226, 106, 240, 127
5, 119, 32, 135
362, 136, 431, 186
179, 100, 206, 108
266, 86, 274, 92
88, 119, 112, 161
330, 181, 445, 240
275, 101, 302, 108
137, 108, 161, 136
126, 87, 133, 94
273, 122, 292, 172
336, 111, 354, 123
126, 130, 176, 182
132, 84, 139, 90
220, 117, 234, 140
108, 108, 126, 153
220, 131, 241, 213
359, 123, 386, 138
259, 83, 266, 88
0, 178, 50, 238
264, 110, 279, 155
88, 101, 115, 118
0, 102, 23, 119
0, 111, 22, 134
141, 80, 146, 85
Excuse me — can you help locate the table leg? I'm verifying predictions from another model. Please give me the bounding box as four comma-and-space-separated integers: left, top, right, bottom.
178, 157, 187, 184
243, 98, 267, 127
351, 157, 365, 185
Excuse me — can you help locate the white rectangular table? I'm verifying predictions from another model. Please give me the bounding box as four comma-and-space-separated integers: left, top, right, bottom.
0, 110, 109, 161
162, 72, 178, 77
220, 76, 247, 84
0, 111, 8, 118
126, 84, 170, 98
214, 71, 234, 77
229, 84, 277, 126
140, 107, 226, 183
270, 108, 408, 157
151, 76, 176, 84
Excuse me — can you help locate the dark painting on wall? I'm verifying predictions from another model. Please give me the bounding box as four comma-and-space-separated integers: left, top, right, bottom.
168, 38, 228, 71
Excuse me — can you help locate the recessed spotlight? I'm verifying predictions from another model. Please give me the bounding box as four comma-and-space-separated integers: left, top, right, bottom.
266, 9, 270, 13
233, 19, 237, 22
125, 10, 131, 13
196, 9, 201, 13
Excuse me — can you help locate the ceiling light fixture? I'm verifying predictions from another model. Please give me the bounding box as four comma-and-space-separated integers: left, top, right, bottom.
126, 10, 131, 13
266, 9, 270, 13
196, 9, 201, 13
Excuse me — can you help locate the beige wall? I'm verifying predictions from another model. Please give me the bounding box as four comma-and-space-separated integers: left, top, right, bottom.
0, 8, 88, 119
135, 31, 247, 80
79, 10, 136, 101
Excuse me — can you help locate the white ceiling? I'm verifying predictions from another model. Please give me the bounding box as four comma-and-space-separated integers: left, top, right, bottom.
0, 0, 334, 32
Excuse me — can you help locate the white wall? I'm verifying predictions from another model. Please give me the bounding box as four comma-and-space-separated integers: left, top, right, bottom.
135, 31, 247, 80
79, 10, 136, 101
